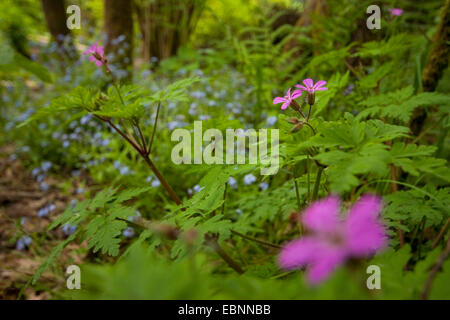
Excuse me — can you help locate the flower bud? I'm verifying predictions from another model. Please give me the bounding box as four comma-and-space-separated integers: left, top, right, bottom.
289, 100, 301, 113
307, 92, 315, 106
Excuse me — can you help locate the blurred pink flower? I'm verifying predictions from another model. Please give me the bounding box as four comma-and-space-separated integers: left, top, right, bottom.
83, 43, 105, 67
389, 8, 403, 17
295, 78, 328, 94
273, 88, 303, 110
278, 195, 387, 285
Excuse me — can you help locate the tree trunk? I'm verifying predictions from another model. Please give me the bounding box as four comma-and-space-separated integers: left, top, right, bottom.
283, 0, 327, 55
104, 0, 134, 82
41, 0, 77, 59
421, 0, 449, 92
410, 0, 450, 136
134, 0, 205, 63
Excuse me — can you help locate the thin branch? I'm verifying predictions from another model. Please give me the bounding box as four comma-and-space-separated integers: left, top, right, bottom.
105, 118, 143, 153
432, 218, 450, 249
148, 101, 161, 155
231, 230, 281, 249
134, 120, 148, 154
306, 104, 312, 122
141, 154, 182, 205
303, 121, 316, 135
206, 235, 244, 274
221, 182, 228, 215
312, 166, 323, 201
421, 236, 450, 299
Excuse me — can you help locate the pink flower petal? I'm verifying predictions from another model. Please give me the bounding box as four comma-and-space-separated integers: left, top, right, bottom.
302, 195, 340, 233
273, 97, 287, 104
295, 85, 307, 91
281, 101, 290, 110
278, 237, 322, 269
303, 79, 314, 88
344, 195, 387, 256
286, 88, 292, 97
307, 245, 346, 285
89, 56, 96, 62
390, 8, 403, 16
314, 87, 328, 91
95, 60, 103, 67
291, 89, 303, 99
313, 81, 327, 89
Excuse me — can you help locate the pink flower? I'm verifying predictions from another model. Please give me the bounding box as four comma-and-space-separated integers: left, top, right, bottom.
83, 43, 105, 67
295, 78, 328, 94
278, 195, 387, 285
273, 88, 303, 110
389, 8, 403, 17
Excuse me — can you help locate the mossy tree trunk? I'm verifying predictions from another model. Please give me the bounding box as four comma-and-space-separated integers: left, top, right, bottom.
410, 0, 449, 136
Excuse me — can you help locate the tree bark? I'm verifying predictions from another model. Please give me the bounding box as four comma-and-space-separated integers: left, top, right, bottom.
283, 0, 327, 55
133, 0, 205, 63
104, 0, 134, 82
41, 0, 77, 59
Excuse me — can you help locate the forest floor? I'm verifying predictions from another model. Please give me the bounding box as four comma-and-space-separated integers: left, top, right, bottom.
0, 145, 86, 299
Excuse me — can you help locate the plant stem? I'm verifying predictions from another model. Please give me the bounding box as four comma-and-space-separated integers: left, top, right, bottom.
206, 235, 244, 274
432, 218, 450, 249
148, 101, 161, 155
312, 166, 323, 201
303, 121, 316, 135
221, 182, 228, 215
294, 169, 302, 211
307, 155, 311, 203
134, 120, 148, 154
95, 115, 182, 206
141, 153, 182, 205
421, 236, 450, 299
231, 230, 281, 249
307, 104, 312, 122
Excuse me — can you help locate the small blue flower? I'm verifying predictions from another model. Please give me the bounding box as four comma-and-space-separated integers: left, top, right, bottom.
62, 223, 77, 236
31, 168, 41, 177
76, 187, 85, 194
267, 116, 277, 126
122, 227, 135, 238
243, 174, 257, 185
40, 182, 49, 192
152, 179, 161, 187
259, 182, 269, 191
16, 235, 32, 250
228, 177, 238, 189
119, 166, 131, 175
193, 184, 204, 193
70, 199, 78, 208
41, 162, 52, 172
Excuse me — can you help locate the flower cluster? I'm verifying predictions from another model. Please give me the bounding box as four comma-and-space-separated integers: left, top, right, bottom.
83, 43, 107, 67
273, 78, 328, 112
16, 235, 32, 251
278, 195, 387, 285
